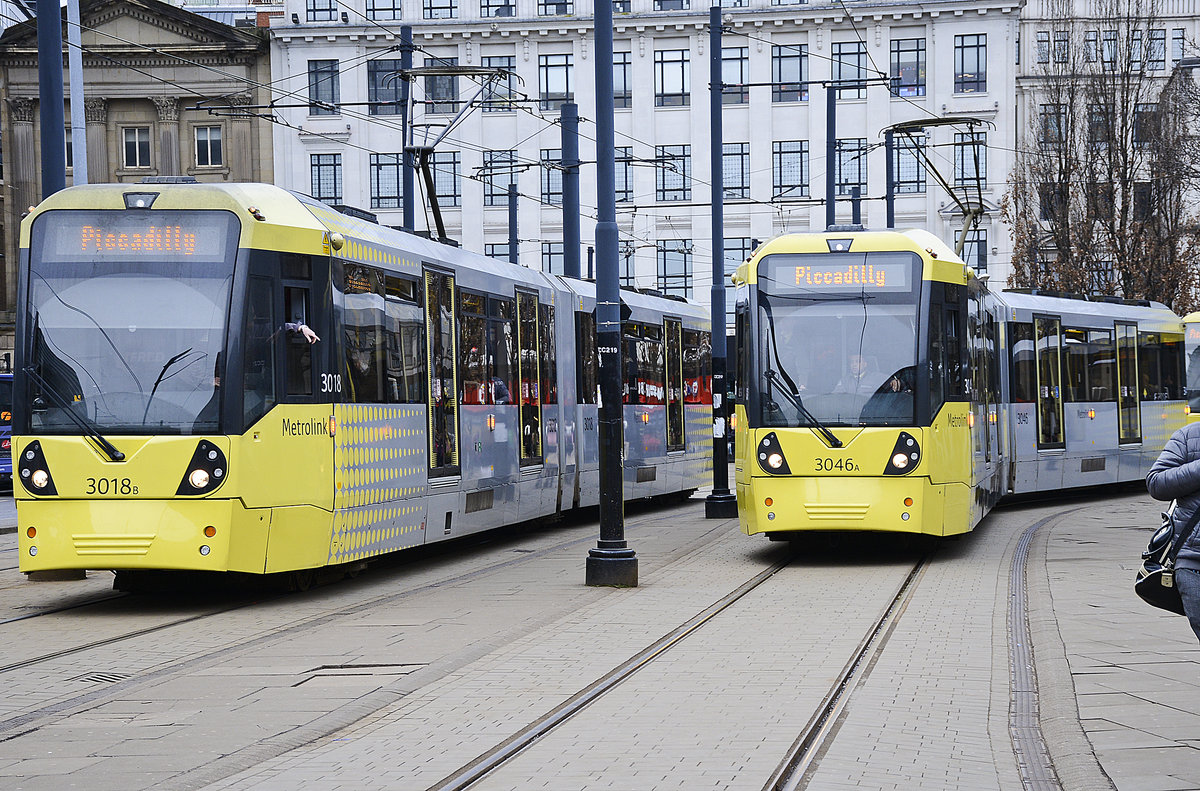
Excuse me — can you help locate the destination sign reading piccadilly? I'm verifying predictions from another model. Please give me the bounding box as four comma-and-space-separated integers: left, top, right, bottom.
763, 254, 915, 293
37, 210, 235, 264
78, 224, 197, 255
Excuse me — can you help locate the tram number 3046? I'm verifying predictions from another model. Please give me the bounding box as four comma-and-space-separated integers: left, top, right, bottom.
815, 457, 860, 472
85, 477, 139, 495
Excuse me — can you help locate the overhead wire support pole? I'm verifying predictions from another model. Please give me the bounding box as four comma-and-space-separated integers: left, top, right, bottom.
67, 0, 88, 185
705, 6, 736, 519
586, 0, 637, 587
562, 102, 581, 280
825, 80, 836, 229
401, 26, 415, 232
37, 0, 67, 198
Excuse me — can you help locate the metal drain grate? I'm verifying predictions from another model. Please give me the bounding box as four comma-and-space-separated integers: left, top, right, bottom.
69, 671, 132, 684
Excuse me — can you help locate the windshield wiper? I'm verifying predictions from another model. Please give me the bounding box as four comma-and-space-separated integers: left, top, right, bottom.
143, 348, 199, 424
24, 366, 125, 461
765, 368, 843, 448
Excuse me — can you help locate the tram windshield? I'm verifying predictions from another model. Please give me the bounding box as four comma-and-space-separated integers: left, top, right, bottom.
756, 251, 921, 427
1187, 322, 1200, 412
23, 209, 239, 435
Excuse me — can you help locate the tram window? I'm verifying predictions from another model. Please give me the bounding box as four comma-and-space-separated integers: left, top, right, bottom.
734, 305, 749, 402
942, 286, 967, 401
700, 330, 712, 405
1088, 329, 1115, 402
489, 297, 516, 405
1035, 317, 1065, 447
459, 292, 488, 405
683, 328, 702, 404
1010, 322, 1036, 403
1163, 333, 1185, 400
666, 319, 684, 450
344, 265, 385, 403
576, 311, 598, 405
539, 303, 558, 405
243, 276, 277, 428
622, 322, 640, 404
426, 270, 459, 472
1063, 327, 1089, 403
384, 276, 425, 404
644, 323, 665, 405
285, 286, 314, 396
517, 291, 541, 462
281, 253, 312, 281
1139, 332, 1184, 401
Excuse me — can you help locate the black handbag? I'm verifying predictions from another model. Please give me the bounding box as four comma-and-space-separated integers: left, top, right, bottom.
1135, 502, 1200, 616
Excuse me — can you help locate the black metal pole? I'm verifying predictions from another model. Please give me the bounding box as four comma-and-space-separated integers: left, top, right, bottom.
825, 81, 836, 230
401, 26, 415, 231
562, 102, 581, 279
586, 0, 636, 587
884, 129, 895, 229
587, 246, 594, 280
508, 183, 519, 265
706, 5, 736, 519
38, 0, 67, 198
851, 186, 861, 226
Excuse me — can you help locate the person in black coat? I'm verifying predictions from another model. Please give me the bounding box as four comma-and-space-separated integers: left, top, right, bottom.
1146, 421, 1200, 642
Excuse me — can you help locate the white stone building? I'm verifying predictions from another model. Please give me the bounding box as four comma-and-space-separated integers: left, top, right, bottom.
267, 0, 1021, 308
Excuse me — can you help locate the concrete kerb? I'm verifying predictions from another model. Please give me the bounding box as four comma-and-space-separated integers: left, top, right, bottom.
1025, 510, 1118, 791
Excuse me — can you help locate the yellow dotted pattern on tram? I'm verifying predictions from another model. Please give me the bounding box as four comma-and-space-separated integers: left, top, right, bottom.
329, 404, 429, 564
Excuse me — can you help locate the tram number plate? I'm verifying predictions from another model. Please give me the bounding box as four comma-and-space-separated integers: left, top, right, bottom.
85, 477, 139, 495
815, 457, 859, 472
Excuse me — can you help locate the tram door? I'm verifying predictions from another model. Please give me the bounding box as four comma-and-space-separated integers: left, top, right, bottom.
424, 269, 459, 477
1034, 316, 1065, 449
1116, 322, 1141, 443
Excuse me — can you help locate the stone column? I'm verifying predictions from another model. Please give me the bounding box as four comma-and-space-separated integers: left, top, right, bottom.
229, 93, 253, 181
85, 97, 109, 183
152, 96, 180, 175
6, 97, 36, 317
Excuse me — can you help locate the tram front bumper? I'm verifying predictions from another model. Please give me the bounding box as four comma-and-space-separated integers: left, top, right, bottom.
16, 499, 271, 574
738, 475, 967, 537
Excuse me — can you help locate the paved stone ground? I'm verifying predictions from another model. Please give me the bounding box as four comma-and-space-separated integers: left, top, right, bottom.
1, 489, 1198, 791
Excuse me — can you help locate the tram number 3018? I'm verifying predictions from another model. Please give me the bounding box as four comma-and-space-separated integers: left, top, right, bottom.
85, 477, 138, 495
815, 458, 860, 472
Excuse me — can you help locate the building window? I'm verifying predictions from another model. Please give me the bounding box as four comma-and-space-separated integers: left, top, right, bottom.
542, 242, 564, 274
616, 146, 633, 203
772, 140, 808, 199
432, 151, 461, 207
893, 136, 925, 194
955, 228, 987, 274
723, 142, 749, 200
481, 0, 515, 16
539, 53, 573, 110
484, 150, 517, 206
954, 34, 987, 93
1088, 105, 1109, 145
1173, 28, 1185, 64
538, 0, 571, 14
1053, 30, 1069, 63
368, 59, 403, 116
424, 57, 459, 114
889, 38, 925, 97
1084, 31, 1099, 63
723, 47, 749, 104
613, 0, 630, 12
123, 126, 151, 168
195, 126, 223, 167
541, 148, 563, 206
311, 153, 342, 204
724, 238, 753, 324
371, 153, 402, 209
833, 41, 867, 99
772, 44, 808, 102
424, 0, 456, 18
1134, 103, 1156, 147
1039, 103, 1065, 146
655, 49, 690, 107
655, 144, 690, 202
366, 0, 402, 20
835, 138, 867, 196
614, 52, 632, 109
657, 240, 692, 298
306, 0, 336, 22
308, 59, 340, 115
481, 55, 515, 112
1148, 28, 1166, 70
486, 243, 512, 260
1036, 31, 1050, 64
953, 131, 987, 188
1101, 30, 1117, 69
619, 240, 637, 287
654, 0, 689, 8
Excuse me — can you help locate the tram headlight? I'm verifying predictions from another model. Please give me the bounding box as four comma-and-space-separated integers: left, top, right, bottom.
17, 441, 57, 496
176, 440, 228, 496
756, 432, 792, 475
883, 432, 921, 476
